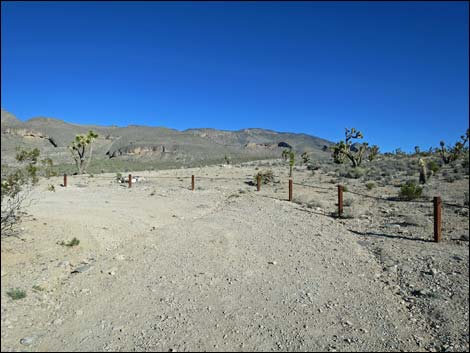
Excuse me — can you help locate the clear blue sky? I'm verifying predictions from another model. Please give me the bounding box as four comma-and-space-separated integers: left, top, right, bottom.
1, 1, 468, 152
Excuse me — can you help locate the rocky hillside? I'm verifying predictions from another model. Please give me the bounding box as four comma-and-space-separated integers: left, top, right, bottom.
1, 109, 333, 167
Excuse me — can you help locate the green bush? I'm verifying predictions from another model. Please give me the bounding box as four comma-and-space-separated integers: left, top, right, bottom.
399, 181, 423, 200
1, 148, 43, 237
6, 288, 26, 300
254, 170, 275, 184
365, 182, 376, 190
345, 167, 366, 179
59, 237, 80, 247
428, 160, 441, 174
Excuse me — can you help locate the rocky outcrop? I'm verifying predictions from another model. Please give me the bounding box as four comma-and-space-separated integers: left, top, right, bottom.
3, 128, 58, 147
106, 144, 168, 158
278, 141, 292, 149
245, 142, 277, 149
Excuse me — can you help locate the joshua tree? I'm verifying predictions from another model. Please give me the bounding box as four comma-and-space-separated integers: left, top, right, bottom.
301, 152, 310, 165
418, 158, 427, 184
331, 128, 368, 168
438, 129, 469, 164
69, 130, 98, 174
368, 145, 380, 161
282, 149, 295, 178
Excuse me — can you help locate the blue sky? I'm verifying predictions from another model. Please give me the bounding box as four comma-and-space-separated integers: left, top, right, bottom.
1, 1, 468, 152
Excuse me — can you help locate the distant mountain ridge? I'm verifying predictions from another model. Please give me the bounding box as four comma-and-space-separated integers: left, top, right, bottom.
1, 108, 333, 167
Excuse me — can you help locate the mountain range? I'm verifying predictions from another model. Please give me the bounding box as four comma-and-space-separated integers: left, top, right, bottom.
1, 108, 333, 168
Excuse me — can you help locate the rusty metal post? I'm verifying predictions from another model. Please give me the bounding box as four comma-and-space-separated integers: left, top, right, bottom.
191, 175, 195, 191
63, 174, 67, 187
288, 179, 293, 202
434, 196, 442, 243
338, 185, 343, 217
128, 174, 132, 188
257, 175, 261, 191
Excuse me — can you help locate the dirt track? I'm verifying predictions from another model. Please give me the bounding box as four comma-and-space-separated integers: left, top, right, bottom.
1, 164, 469, 351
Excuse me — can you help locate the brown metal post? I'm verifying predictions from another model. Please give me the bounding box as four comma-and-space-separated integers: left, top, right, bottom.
338, 185, 343, 217
434, 196, 442, 243
288, 179, 293, 202
257, 175, 261, 192
191, 175, 195, 191
63, 174, 67, 187
128, 174, 132, 188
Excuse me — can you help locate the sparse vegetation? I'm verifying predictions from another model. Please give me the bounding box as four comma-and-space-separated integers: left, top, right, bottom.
6, 288, 26, 300
399, 180, 423, 200
282, 149, 295, 178
254, 169, 275, 184
47, 184, 56, 192
438, 129, 469, 165
32, 285, 45, 292
343, 167, 366, 179
1, 148, 41, 237
59, 237, 80, 247
427, 160, 441, 174
365, 182, 376, 190
418, 158, 427, 184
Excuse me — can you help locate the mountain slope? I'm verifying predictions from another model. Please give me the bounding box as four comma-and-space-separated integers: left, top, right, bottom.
1, 109, 333, 167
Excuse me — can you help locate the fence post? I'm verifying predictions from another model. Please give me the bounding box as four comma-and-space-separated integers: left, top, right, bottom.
257, 175, 261, 192
128, 174, 132, 188
192, 175, 195, 191
434, 196, 442, 243
288, 179, 293, 202
63, 174, 67, 187
338, 185, 343, 217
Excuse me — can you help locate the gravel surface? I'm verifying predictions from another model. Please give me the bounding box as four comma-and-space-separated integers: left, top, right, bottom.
1, 162, 468, 352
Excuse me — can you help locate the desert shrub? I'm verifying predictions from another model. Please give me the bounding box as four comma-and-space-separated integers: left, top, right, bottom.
462, 156, 469, 174
116, 172, 123, 181
6, 288, 26, 300
428, 160, 441, 174
307, 200, 326, 209
41, 158, 56, 178
399, 181, 423, 200
342, 185, 349, 192
59, 237, 80, 247
343, 198, 354, 206
1, 148, 42, 237
365, 182, 376, 190
32, 285, 45, 292
47, 185, 56, 192
344, 167, 366, 179
445, 176, 456, 183
254, 169, 275, 184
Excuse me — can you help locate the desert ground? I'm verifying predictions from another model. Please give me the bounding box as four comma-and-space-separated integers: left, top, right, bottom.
1, 160, 469, 352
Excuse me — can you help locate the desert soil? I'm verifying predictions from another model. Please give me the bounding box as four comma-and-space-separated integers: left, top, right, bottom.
1, 161, 469, 352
